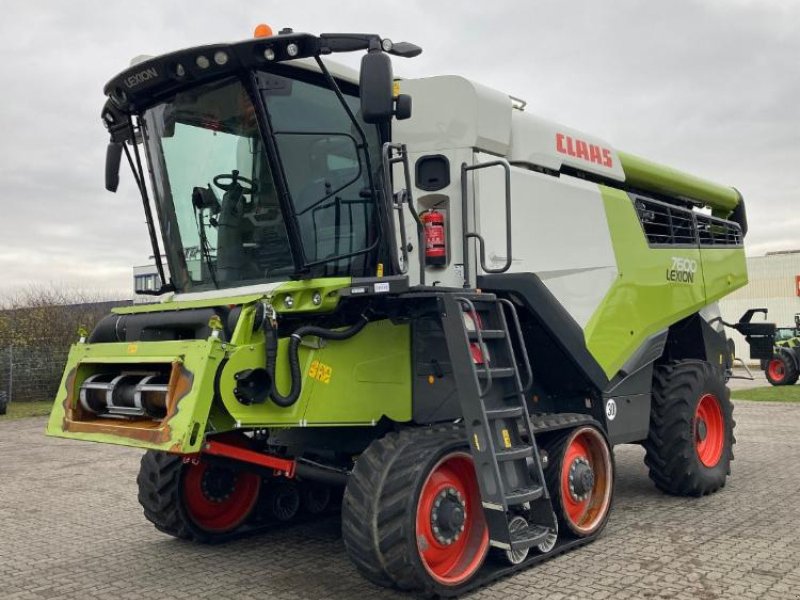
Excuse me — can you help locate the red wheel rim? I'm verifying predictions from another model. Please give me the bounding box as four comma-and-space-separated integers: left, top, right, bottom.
416, 451, 489, 587
767, 359, 785, 382
559, 427, 613, 536
182, 461, 261, 533
695, 393, 725, 468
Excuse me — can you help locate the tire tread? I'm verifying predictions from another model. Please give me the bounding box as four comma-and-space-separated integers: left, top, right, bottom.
643, 360, 735, 497
341, 425, 472, 594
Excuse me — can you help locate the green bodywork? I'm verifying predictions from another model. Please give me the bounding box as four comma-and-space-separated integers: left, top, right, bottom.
776, 338, 800, 350
584, 186, 747, 378
46, 338, 226, 453
618, 152, 741, 215
774, 320, 800, 350
46, 279, 412, 452
46, 170, 749, 454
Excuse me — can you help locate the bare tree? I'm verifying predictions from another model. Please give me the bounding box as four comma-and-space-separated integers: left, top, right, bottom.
0, 284, 129, 403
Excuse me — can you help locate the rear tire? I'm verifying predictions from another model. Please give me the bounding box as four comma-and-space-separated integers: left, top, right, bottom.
341, 425, 489, 595
765, 353, 799, 386
644, 360, 735, 496
137, 450, 261, 542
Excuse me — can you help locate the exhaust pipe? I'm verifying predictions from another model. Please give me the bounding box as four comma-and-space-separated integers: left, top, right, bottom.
79, 372, 170, 419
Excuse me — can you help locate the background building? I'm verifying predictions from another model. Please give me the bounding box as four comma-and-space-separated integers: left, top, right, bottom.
133, 259, 167, 304
719, 250, 800, 363
133, 264, 162, 295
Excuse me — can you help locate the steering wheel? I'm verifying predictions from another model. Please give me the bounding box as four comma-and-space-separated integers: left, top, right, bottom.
213, 170, 255, 194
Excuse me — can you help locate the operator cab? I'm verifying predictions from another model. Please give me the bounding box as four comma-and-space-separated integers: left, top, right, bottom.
102, 29, 418, 295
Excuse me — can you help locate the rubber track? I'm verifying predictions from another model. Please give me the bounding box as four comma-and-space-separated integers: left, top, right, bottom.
442, 413, 605, 597
141, 414, 605, 596
342, 424, 470, 592
342, 415, 603, 597
340, 426, 411, 587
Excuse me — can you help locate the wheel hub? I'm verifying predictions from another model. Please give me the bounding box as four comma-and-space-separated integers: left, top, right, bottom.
430, 487, 467, 545
568, 457, 594, 501
200, 466, 237, 503
696, 419, 708, 442
695, 393, 725, 467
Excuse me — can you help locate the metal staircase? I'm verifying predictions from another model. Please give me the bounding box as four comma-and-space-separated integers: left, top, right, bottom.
439, 293, 556, 552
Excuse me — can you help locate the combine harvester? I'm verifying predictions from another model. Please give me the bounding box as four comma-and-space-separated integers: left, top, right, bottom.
48, 25, 767, 595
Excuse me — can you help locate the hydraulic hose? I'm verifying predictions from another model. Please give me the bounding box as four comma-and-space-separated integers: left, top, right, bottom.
265, 313, 369, 407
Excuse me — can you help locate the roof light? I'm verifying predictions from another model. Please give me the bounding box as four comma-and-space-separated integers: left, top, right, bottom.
196, 55, 210, 69
175, 63, 186, 77
254, 23, 274, 38
263, 47, 276, 61
381, 38, 393, 52
286, 42, 299, 57
213, 51, 228, 66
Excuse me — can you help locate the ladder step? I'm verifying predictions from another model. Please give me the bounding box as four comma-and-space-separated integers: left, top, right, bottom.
510, 524, 552, 551
485, 406, 525, 419
477, 368, 516, 379
505, 485, 544, 505
495, 445, 534, 461
467, 329, 505, 340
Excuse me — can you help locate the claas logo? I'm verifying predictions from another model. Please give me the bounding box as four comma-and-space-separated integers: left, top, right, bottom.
556, 133, 613, 168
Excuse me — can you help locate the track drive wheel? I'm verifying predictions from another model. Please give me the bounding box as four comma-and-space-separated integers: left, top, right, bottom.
300, 481, 332, 515
644, 360, 735, 496
542, 425, 614, 538
137, 450, 261, 542
342, 425, 489, 594
765, 352, 799, 386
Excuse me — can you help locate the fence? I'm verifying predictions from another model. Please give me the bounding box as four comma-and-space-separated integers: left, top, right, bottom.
0, 345, 71, 404
0, 299, 128, 404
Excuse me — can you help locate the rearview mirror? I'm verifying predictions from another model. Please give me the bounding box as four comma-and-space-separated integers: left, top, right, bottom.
360, 51, 394, 124
105, 142, 123, 192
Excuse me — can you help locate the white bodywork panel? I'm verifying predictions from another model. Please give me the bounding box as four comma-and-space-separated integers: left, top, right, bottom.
509, 111, 625, 182
388, 148, 475, 289
389, 74, 622, 323
472, 153, 618, 328
393, 76, 512, 155
393, 74, 624, 178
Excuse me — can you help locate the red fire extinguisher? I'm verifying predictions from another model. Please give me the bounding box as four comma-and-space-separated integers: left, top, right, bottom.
421, 210, 447, 266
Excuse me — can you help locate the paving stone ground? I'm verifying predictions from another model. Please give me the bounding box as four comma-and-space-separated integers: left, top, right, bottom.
1, 401, 799, 600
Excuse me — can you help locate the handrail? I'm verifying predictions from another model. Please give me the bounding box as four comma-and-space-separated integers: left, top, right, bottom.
497, 298, 533, 393
456, 297, 493, 398
460, 159, 513, 288
382, 142, 425, 284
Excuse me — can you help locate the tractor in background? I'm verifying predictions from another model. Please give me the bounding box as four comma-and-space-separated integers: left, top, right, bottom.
763, 314, 800, 385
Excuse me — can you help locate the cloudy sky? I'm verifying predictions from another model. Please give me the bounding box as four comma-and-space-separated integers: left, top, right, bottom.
0, 0, 797, 298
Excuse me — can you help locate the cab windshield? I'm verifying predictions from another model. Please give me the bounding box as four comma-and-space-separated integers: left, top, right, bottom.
142, 73, 381, 293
